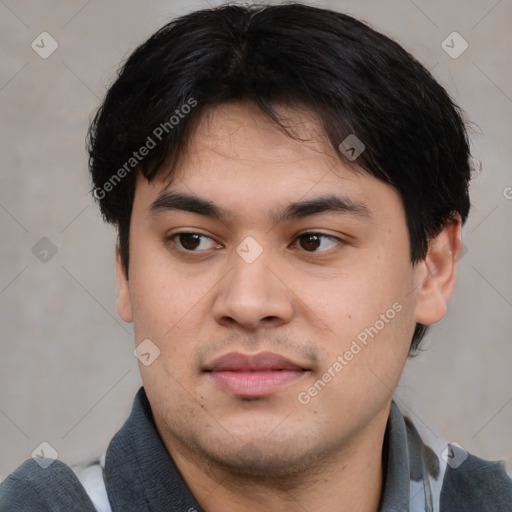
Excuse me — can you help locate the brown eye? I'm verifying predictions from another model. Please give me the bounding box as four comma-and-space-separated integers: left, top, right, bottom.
178, 233, 202, 250
299, 233, 321, 251
168, 233, 219, 252
296, 233, 341, 253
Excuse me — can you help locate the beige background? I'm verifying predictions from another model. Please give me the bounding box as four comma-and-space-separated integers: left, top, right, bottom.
1, 0, 511, 480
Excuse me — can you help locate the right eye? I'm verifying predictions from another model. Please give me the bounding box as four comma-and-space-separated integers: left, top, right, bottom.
166, 232, 222, 252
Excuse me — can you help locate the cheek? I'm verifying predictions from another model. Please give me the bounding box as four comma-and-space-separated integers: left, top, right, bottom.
127, 239, 219, 372
128, 235, 191, 332
308, 248, 415, 367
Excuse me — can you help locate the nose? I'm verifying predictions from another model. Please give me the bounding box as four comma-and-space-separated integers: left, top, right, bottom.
212, 244, 295, 331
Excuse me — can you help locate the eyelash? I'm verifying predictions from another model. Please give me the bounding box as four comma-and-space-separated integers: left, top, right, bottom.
165, 231, 344, 255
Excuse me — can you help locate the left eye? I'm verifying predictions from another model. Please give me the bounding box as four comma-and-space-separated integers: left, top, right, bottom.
294, 233, 341, 252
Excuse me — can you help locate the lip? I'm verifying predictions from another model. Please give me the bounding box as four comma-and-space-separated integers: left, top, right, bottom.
205, 351, 309, 398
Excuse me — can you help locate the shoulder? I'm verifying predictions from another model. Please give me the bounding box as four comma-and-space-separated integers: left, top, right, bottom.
401, 405, 512, 511
440, 444, 512, 511
0, 458, 97, 511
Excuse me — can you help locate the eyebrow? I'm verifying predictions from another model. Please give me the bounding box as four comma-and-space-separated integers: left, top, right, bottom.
149, 192, 371, 223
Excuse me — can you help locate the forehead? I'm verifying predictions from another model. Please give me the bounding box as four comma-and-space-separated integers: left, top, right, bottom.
134, 101, 403, 224
153, 102, 357, 190
188, 102, 332, 162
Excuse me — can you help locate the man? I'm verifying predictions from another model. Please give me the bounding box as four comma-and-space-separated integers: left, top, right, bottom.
1, 3, 511, 511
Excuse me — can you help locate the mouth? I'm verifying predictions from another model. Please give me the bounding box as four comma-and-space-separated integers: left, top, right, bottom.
205, 351, 309, 398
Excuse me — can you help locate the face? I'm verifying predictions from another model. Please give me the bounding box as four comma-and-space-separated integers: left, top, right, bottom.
116, 102, 456, 478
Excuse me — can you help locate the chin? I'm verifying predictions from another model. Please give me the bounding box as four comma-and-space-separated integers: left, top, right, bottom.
198, 433, 336, 480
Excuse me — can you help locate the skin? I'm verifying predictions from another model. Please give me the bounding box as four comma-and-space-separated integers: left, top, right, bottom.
115, 101, 462, 512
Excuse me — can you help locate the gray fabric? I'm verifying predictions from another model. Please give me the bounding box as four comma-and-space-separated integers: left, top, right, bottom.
0, 459, 96, 511
380, 401, 411, 511
440, 444, 512, 512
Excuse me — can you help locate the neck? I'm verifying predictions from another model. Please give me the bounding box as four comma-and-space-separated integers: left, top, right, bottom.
156, 406, 389, 512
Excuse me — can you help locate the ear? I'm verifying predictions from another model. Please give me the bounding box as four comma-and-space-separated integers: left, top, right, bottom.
413, 214, 463, 325
115, 240, 133, 323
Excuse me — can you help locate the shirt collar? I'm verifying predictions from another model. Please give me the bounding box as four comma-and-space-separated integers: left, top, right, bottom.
379, 401, 411, 511
104, 387, 202, 511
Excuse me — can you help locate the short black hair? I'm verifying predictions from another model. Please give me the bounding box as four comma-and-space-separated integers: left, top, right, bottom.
87, 3, 472, 354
